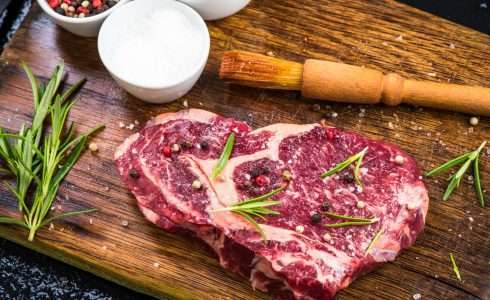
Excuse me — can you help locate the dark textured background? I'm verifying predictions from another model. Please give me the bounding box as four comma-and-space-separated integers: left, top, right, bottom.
0, 1, 488, 299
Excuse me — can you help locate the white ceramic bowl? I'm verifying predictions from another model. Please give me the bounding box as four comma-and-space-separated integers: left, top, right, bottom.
37, 0, 130, 37
98, 0, 210, 103
178, 0, 251, 20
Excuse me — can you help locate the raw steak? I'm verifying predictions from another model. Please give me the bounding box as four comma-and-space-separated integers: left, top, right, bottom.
115, 109, 428, 300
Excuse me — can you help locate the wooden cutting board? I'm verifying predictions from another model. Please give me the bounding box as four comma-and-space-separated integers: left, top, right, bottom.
0, 1, 489, 299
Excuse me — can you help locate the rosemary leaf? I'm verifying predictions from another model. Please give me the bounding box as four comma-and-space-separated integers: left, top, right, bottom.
323, 211, 376, 222
354, 148, 367, 186
449, 253, 462, 281
365, 229, 383, 254
211, 132, 235, 179
40, 208, 98, 227
425, 153, 470, 177
474, 156, 485, 207
324, 220, 378, 228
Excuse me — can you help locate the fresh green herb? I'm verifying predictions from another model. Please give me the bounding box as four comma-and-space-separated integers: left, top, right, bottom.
365, 229, 383, 254
449, 253, 462, 281
425, 141, 486, 206
211, 186, 285, 240
0, 62, 103, 241
211, 132, 235, 179
321, 147, 368, 187
323, 211, 378, 228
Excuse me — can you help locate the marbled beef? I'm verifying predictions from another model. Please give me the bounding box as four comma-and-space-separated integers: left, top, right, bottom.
115, 109, 429, 300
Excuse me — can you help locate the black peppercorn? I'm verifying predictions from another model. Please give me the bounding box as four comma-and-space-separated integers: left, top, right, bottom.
129, 169, 139, 179
250, 167, 261, 177
55, 7, 65, 15
310, 212, 322, 224
321, 201, 330, 211
342, 172, 355, 183
200, 140, 209, 150
181, 140, 193, 148
311, 103, 321, 112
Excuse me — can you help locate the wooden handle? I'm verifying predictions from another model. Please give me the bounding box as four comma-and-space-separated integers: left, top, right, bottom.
302, 59, 490, 116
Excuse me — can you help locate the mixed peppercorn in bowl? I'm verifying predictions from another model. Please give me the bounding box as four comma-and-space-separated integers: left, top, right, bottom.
47, 0, 120, 18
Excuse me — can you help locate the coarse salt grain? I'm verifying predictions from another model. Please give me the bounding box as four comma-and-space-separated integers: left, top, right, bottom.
394, 155, 405, 165
413, 293, 421, 300
106, 8, 206, 87
323, 233, 331, 241
295, 225, 304, 233
356, 201, 365, 209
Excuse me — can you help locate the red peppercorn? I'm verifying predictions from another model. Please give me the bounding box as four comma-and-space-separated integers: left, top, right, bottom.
48, 0, 60, 8
163, 146, 172, 157
326, 128, 335, 140
92, 0, 102, 8
77, 6, 89, 14
255, 175, 269, 187
63, 0, 71, 4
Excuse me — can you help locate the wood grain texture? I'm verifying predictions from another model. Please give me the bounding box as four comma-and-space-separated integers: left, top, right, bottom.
0, 1, 489, 299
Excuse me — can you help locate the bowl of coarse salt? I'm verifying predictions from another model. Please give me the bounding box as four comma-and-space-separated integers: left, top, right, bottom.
98, 0, 210, 103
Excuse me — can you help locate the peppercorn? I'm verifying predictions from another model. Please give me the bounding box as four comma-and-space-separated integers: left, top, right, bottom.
342, 172, 355, 183
55, 7, 65, 14
310, 212, 322, 224
200, 140, 209, 150
311, 103, 321, 112
321, 201, 330, 211
129, 169, 139, 179
255, 175, 269, 187
163, 146, 172, 157
250, 167, 261, 178
181, 140, 193, 149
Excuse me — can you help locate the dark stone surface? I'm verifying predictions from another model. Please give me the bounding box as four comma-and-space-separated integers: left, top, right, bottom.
0, 1, 488, 299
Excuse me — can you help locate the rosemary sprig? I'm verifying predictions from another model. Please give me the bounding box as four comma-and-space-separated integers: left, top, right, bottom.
425, 141, 486, 206
0, 62, 103, 241
211, 186, 285, 240
321, 147, 368, 187
449, 253, 462, 281
323, 211, 378, 228
365, 229, 383, 254
211, 132, 235, 179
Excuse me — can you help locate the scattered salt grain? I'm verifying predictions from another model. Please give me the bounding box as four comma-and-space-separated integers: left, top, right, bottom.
356, 201, 365, 209
102, 245, 107, 250
182, 100, 188, 108
468, 217, 474, 222
192, 179, 202, 189
134, 120, 140, 125
427, 72, 437, 77
171, 144, 180, 152
266, 51, 275, 57
153, 262, 160, 268
469, 117, 479, 126
323, 233, 331, 241
394, 155, 405, 165
449, 43, 455, 49
295, 225, 305, 233
118, 122, 125, 128
413, 293, 422, 300
121, 220, 129, 227
89, 142, 98, 152
89, 218, 93, 225
127, 123, 135, 130
382, 42, 389, 46
49, 223, 54, 231
395, 35, 404, 42
331, 112, 338, 118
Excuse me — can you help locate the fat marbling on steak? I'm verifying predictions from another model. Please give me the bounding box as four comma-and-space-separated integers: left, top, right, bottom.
115, 109, 429, 300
